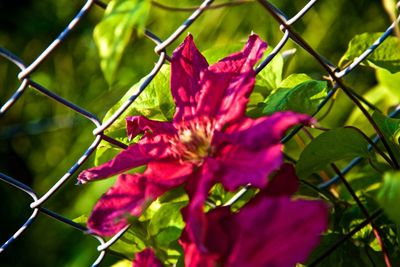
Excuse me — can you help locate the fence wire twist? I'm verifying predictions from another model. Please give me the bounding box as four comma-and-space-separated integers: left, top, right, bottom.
1, 0, 400, 266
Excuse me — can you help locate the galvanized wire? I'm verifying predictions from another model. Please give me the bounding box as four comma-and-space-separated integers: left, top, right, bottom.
1, 0, 400, 266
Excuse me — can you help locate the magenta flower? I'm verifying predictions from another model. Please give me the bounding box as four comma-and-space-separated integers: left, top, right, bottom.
179, 164, 329, 267
132, 248, 162, 267
78, 34, 312, 236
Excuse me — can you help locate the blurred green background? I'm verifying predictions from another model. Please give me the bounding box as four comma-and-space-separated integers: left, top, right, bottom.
0, 0, 395, 266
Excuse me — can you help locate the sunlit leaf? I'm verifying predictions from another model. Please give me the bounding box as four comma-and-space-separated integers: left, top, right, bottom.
93, 65, 174, 164
376, 68, 400, 98
262, 74, 328, 115
103, 64, 174, 134
148, 202, 186, 246
296, 128, 371, 179
372, 111, 400, 162
339, 32, 400, 73
248, 47, 284, 117
109, 218, 150, 259
377, 171, 400, 226
94, 0, 151, 84
111, 260, 132, 267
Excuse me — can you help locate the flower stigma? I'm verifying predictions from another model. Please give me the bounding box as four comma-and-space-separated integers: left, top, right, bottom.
170, 118, 215, 165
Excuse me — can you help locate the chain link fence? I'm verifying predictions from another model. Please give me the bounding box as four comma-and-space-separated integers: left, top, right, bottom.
1, 0, 400, 266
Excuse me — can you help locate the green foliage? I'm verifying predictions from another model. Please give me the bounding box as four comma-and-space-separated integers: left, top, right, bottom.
103, 64, 174, 135
110, 218, 149, 259
94, 65, 174, 164
340, 32, 400, 73
377, 171, 400, 227
372, 111, 400, 162
148, 202, 186, 247
306, 233, 388, 266
3, 0, 400, 266
261, 74, 328, 115
376, 68, 400, 99
296, 128, 371, 179
111, 260, 132, 267
94, 0, 151, 84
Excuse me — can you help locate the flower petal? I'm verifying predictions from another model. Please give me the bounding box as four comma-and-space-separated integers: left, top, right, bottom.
171, 34, 209, 123
126, 116, 175, 141
183, 158, 219, 250
226, 197, 329, 267
224, 111, 313, 149
78, 135, 172, 184
87, 174, 164, 236
145, 160, 194, 188
216, 143, 283, 190
196, 34, 267, 129
179, 230, 219, 267
263, 163, 299, 197
132, 248, 163, 267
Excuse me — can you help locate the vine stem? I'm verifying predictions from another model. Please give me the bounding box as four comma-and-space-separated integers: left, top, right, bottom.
302, 127, 392, 266
344, 126, 395, 168
308, 209, 383, 266
256, 0, 400, 170
330, 164, 392, 267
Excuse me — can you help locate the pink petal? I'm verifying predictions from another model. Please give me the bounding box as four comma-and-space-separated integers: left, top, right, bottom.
88, 159, 192, 236
226, 197, 328, 267
132, 248, 163, 267
171, 34, 209, 123
126, 116, 175, 141
263, 163, 299, 197
88, 174, 164, 236
216, 143, 283, 190
179, 230, 219, 267
145, 160, 194, 188
196, 34, 267, 129
183, 158, 219, 250
224, 111, 313, 149
78, 135, 172, 184
214, 112, 312, 190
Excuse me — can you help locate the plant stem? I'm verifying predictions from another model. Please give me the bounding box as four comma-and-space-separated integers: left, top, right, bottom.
308, 209, 383, 266
330, 163, 392, 267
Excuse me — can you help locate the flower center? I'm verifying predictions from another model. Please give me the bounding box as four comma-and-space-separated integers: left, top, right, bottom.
170, 119, 215, 164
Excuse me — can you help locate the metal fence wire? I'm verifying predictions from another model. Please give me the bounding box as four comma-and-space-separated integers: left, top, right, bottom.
1, 0, 400, 266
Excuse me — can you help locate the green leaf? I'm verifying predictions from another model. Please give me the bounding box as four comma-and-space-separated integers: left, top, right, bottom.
109, 219, 150, 259
103, 64, 174, 135
339, 32, 400, 73
376, 68, 400, 99
296, 128, 371, 179
248, 47, 284, 117
372, 111, 400, 145
254, 47, 284, 93
94, 65, 174, 164
111, 260, 132, 267
94, 0, 151, 84
377, 171, 400, 226
306, 233, 388, 266
148, 202, 186, 246
372, 111, 400, 162
262, 74, 328, 115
